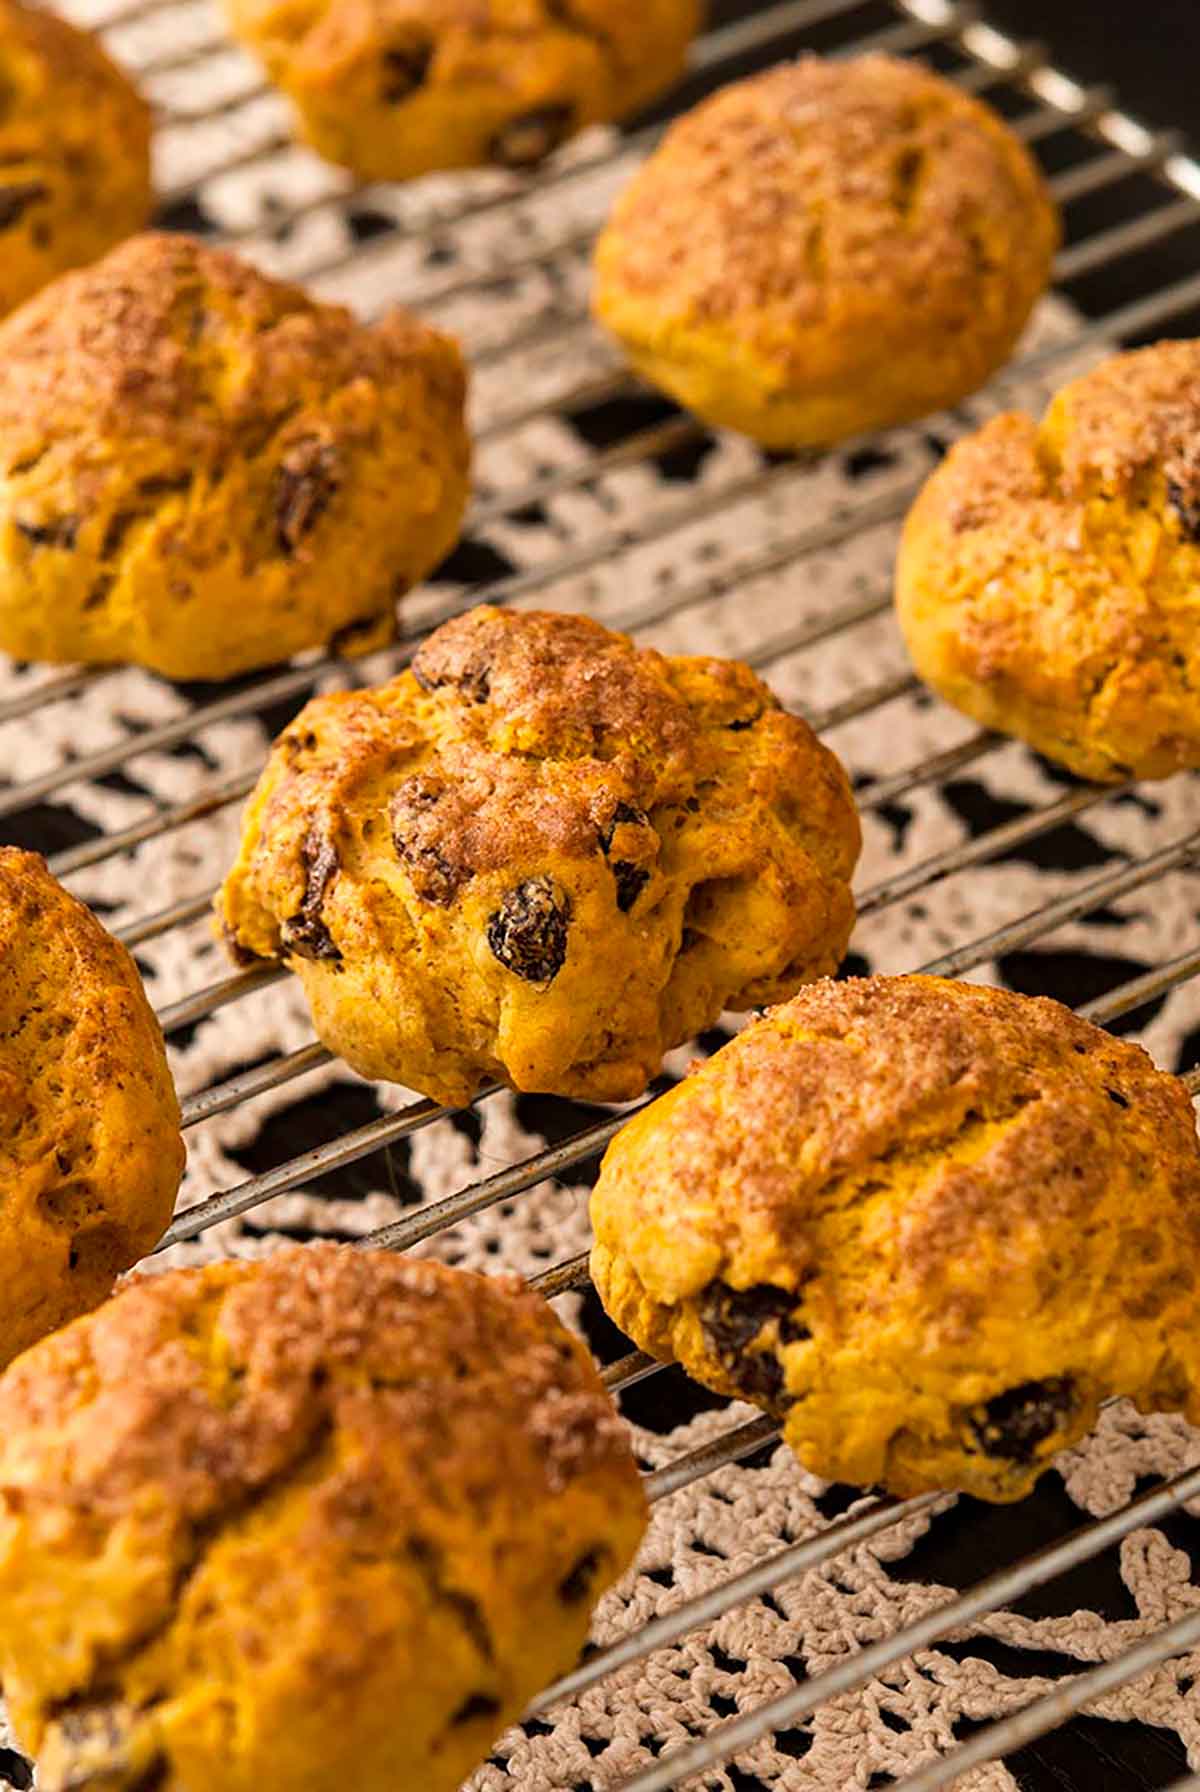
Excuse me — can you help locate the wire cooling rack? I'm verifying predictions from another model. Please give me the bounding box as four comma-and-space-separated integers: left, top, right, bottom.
8, 0, 1200, 1785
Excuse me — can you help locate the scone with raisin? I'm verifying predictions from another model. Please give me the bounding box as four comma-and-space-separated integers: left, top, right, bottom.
0, 848, 183, 1368
593, 55, 1059, 448
224, 0, 701, 182
0, 1245, 646, 1792
0, 233, 469, 681
218, 606, 860, 1105
898, 339, 1200, 780
591, 975, 1200, 1501
0, 0, 152, 319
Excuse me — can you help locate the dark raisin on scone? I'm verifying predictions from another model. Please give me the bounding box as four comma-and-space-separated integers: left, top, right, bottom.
897, 337, 1200, 780
223, 0, 701, 182
0, 0, 152, 319
591, 974, 1200, 1501
0, 233, 470, 680
0, 1245, 646, 1792
0, 848, 183, 1366
217, 605, 861, 1105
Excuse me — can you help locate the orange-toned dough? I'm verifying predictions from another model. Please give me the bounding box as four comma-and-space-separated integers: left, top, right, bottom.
592, 974, 1200, 1500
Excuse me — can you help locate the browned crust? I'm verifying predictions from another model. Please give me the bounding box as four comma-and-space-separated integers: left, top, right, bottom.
591, 975, 1200, 1498
593, 55, 1058, 383
0, 0, 152, 314
0, 849, 183, 1367
225, 0, 701, 178
0, 1246, 646, 1791
0, 232, 466, 462
217, 605, 861, 1102
896, 339, 1200, 780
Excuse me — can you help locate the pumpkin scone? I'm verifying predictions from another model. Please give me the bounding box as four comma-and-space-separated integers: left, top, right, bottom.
0, 0, 152, 320
0, 232, 469, 681
0, 848, 182, 1369
591, 974, 1200, 1502
224, 0, 701, 182
592, 54, 1059, 448
217, 605, 861, 1105
0, 1244, 646, 1792
898, 339, 1200, 781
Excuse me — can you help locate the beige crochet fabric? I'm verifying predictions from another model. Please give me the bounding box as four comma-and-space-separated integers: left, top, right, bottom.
3, 4, 1200, 1785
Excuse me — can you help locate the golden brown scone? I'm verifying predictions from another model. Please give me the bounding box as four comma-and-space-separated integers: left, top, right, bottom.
897, 339, 1200, 781
591, 974, 1200, 1502
224, 0, 701, 182
217, 605, 861, 1105
0, 1244, 646, 1792
0, 232, 470, 681
592, 55, 1059, 448
0, 0, 152, 319
0, 848, 182, 1369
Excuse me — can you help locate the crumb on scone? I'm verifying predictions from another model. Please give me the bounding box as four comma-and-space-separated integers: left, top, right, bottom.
592, 54, 1059, 447
0, 848, 183, 1367
0, 232, 470, 681
897, 337, 1200, 780
223, 0, 701, 182
216, 605, 861, 1105
0, 1244, 646, 1792
0, 0, 152, 319
590, 974, 1200, 1501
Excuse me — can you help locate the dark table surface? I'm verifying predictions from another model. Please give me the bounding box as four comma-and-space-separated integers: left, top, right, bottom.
984, 2, 1199, 151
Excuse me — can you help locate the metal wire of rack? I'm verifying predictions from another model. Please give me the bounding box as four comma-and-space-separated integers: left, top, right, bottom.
8, 0, 1200, 1784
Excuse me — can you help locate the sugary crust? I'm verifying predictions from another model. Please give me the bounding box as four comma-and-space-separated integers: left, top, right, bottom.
0, 849, 183, 1367
224, 0, 700, 181
591, 974, 1200, 1500
0, 0, 152, 318
592, 55, 1059, 447
897, 339, 1200, 780
0, 233, 470, 679
0, 1244, 646, 1792
217, 605, 861, 1104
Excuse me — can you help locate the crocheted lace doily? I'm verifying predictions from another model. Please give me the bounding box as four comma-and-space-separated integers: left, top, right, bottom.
4, 6, 1200, 1785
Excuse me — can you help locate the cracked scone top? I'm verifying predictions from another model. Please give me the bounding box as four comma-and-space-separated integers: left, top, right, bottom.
0, 849, 183, 1368
592, 55, 1059, 448
0, 0, 152, 319
223, 0, 701, 182
0, 1244, 647, 1792
897, 339, 1200, 780
217, 605, 861, 1104
591, 975, 1200, 1502
0, 232, 469, 681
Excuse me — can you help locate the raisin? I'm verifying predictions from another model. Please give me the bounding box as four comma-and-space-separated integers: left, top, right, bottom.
448, 1693, 501, 1728
967, 1377, 1077, 1463
612, 862, 649, 912
488, 103, 575, 169
599, 801, 652, 911
558, 1546, 607, 1604
276, 441, 339, 554
393, 835, 461, 905
381, 41, 433, 101
15, 515, 77, 550
1168, 477, 1200, 543
390, 780, 467, 905
281, 829, 342, 962
0, 180, 47, 230
697, 1281, 808, 1407
486, 877, 570, 982
412, 654, 490, 705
